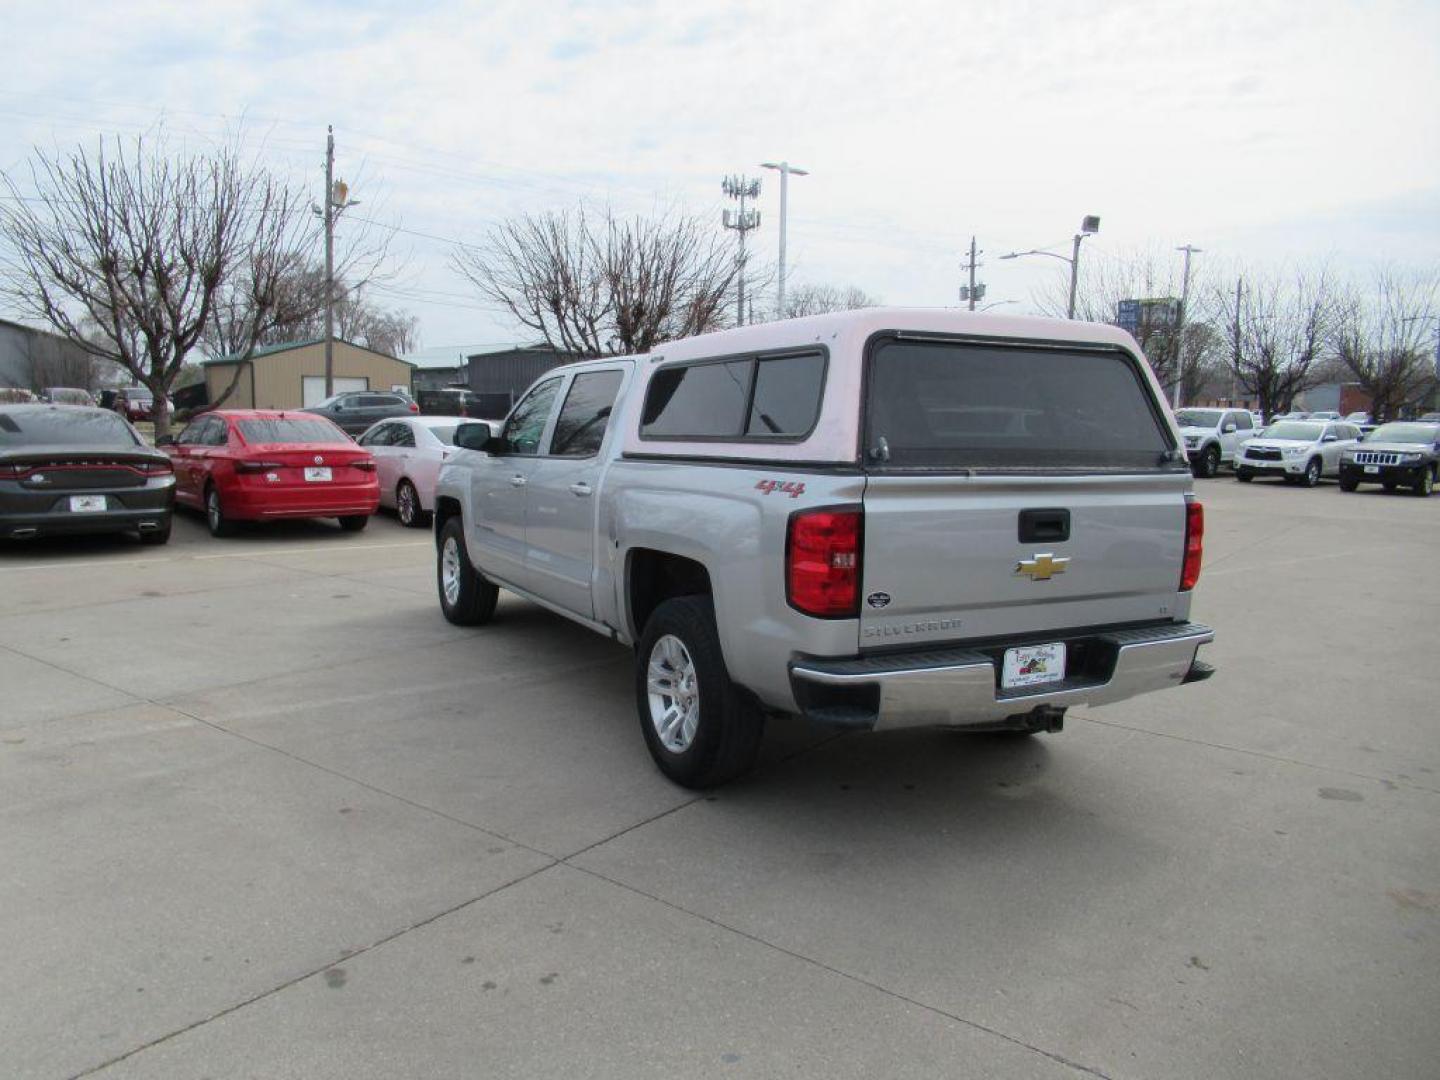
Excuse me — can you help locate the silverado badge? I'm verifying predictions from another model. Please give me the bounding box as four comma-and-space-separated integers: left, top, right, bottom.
1015, 553, 1070, 581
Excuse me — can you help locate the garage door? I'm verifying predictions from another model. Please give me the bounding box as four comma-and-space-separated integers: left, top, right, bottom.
302, 376, 368, 407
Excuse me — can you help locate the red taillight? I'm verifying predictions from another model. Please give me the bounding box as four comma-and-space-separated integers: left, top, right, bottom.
1180, 500, 1204, 591
787, 508, 862, 618
235, 460, 284, 474
351, 459, 376, 471
408, 402, 419, 413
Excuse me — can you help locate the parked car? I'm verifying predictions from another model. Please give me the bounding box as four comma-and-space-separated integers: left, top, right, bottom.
1418, 412, 1440, 422
433, 307, 1214, 787
1174, 407, 1257, 477
0, 388, 39, 405
112, 386, 169, 422
357, 415, 491, 527
415, 387, 499, 419
41, 387, 95, 406
1235, 421, 1362, 486
0, 404, 173, 543
1344, 411, 1372, 425
301, 390, 418, 437
157, 410, 379, 535
1337, 421, 1440, 496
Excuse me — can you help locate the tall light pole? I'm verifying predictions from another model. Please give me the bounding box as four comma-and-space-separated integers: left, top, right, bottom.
760, 161, 807, 318
1173, 244, 1202, 408
999, 216, 1100, 319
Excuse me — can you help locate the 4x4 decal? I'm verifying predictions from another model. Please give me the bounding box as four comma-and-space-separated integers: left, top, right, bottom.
755, 479, 806, 499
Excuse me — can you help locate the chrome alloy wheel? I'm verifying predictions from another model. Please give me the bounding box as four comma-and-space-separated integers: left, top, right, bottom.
398, 482, 417, 525
646, 633, 700, 753
441, 535, 463, 606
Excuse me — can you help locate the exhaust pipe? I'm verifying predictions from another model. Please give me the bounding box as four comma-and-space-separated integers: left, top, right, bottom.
137, 521, 161, 532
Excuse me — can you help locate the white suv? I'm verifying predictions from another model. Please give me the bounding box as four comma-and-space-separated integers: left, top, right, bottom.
1236, 420, 1361, 486
1174, 407, 1256, 478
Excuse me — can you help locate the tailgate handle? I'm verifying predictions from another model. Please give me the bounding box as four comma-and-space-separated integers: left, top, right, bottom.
1018, 508, 1070, 543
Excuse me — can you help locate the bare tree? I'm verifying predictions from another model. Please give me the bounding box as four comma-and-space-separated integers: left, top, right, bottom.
782, 283, 880, 319
1332, 267, 1440, 421
453, 204, 739, 356
1215, 269, 1338, 419
0, 131, 318, 436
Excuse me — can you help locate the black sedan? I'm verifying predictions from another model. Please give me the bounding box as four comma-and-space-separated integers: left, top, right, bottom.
0, 405, 175, 543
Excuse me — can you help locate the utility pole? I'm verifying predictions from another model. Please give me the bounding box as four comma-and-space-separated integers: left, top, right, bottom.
1172, 243, 1202, 408
760, 161, 808, 318
959, 236, 985, 310
319, 126, 357, 399
323, 125, 335, 399
722, 175, 761, 328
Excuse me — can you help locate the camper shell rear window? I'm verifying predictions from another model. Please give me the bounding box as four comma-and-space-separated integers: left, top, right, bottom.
640, 349, 827, 442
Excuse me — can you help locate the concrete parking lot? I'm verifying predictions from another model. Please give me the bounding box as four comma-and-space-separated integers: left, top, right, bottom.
2, 481, 1437, 1080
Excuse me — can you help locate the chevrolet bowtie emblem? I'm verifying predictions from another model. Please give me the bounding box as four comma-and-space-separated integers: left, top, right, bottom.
1015, 553, 1070, 581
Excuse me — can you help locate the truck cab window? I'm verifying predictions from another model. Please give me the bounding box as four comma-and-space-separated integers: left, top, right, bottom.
501, 377, 562, 456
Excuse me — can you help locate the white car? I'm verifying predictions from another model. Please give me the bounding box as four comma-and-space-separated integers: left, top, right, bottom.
1235, 420, 1362, 487
1173, 407, 1257, 478
357, 415, 495, 527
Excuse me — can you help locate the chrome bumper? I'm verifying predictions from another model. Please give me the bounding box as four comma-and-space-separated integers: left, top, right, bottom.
790, 622, 1214, 732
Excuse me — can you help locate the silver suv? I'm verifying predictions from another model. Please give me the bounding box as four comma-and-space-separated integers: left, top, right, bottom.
433, 309, 1215, 787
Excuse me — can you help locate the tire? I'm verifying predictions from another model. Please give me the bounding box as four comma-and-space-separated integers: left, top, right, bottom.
338, 515, 369, 532
1413, 468, 1435, 497
138, 518, 172, 545
205, 484, 236, 537
1383, 481, 1398, 493
1339, 476, 1358, 492
1301, 458, 1321, 488
636, 595, 764, 789
1195, 444, 1220, 479
1236, 470, 1253, 483
396, 480, 424, 527
436, 517, 498, 625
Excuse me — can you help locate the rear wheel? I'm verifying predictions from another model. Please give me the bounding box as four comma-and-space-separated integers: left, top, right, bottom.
396, 479, 423, 527
1413, 468, 1434, 497
338, 515, 369, 532
205, 485, 236, 537
636, 595, 764, 789
138, 518, 172, 545
1301, 458, 1321, 487
437, 517, 498, 625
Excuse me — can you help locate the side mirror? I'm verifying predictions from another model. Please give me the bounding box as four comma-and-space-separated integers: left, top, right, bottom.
1355, 433, 1365, 442
1222, 423, 1237, 434
453, 422, 495, 451
1322, 434, 1338, 442
155, 434, 175, 447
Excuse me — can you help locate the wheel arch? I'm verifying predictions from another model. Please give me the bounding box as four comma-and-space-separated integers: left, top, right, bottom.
626, 548, 713, 642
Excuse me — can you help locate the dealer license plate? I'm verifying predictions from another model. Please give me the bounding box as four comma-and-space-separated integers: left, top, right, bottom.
1001, 643, 1067, 690
69, 495, 107, 513
304, 467, 332, 482
1364, 465, 1379, 475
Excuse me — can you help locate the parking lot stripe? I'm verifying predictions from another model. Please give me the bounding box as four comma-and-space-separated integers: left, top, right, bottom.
0, 540, 430, 574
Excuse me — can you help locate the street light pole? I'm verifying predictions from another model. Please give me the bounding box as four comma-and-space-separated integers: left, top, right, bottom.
323, 126, 335, 399
1173, 244, 1202, 409
999, 216, 1100, 320
760, 161, 808, 318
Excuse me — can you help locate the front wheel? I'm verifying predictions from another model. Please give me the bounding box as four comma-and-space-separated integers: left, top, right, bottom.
1339, 476, 1359, 492
1194, 444, 1220, 479
1301, 458, 1321, 487
636, 595, 764, 789
1413, 468, 1435, 497
436, 517, 498, 625
1236, 470, 1253, 483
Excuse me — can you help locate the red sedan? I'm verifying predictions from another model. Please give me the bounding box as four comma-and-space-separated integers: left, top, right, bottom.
159, 410, 379, 537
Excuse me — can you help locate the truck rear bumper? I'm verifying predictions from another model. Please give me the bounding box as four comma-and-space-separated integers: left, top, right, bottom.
789, 621, 1214, 732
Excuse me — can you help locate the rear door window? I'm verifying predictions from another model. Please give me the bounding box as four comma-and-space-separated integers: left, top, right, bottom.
550, 371, 624, 457
864, 338, 1173, 470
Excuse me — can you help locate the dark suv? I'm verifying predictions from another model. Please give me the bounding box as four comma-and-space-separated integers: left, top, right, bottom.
1338, 421, 1440, 496
0, 405, 174, 543
301, 390, 417, 436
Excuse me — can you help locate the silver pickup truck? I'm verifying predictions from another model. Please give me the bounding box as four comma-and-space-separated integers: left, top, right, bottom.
433, 308, 1214, 788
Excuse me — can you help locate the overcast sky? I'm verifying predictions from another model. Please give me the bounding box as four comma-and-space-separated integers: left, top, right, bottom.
3, 0, 1438, 351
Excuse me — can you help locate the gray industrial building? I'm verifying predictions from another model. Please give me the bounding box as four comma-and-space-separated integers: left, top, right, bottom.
0, 317, 99, 392
464, 343, 579, 409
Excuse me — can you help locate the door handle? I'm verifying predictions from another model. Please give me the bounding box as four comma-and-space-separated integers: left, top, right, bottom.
509, 475, 527, 487
569, 482, 593, 497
